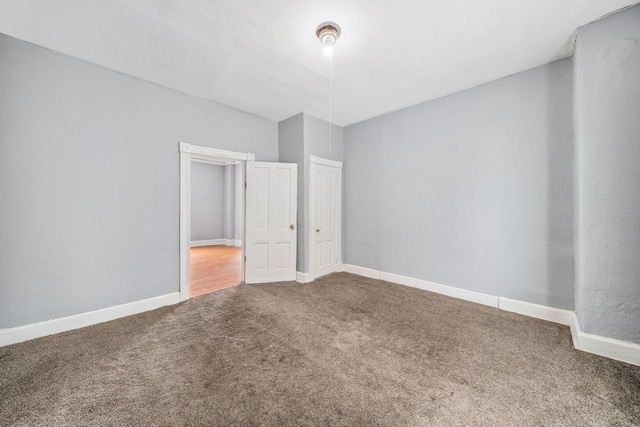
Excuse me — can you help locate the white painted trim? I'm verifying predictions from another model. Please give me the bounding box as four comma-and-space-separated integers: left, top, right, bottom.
310, 155, 343, 169
179, 142, 251, 302
225, 239, 242, 247
570, 313, 580, 348
191, 239, 224, 247
570, 314, 640, 366
308, 157, 343, 282
499, 297, 574, 325
179, 142, 253, 161
190, 239, 240, 248
381, 271, 499, 308
343, 264, 381, 279
179, 149, 191, 302
191, 157, 239, 166
298, 263, 343, 284
0, 293, 180, 347
342, 263, 640, 366
180, 283, 190, 302
296, 272, 312, 284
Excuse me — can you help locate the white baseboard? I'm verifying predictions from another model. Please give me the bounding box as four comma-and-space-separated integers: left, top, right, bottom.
299, 262, 345, 284
381, 271, 499, 308
191, 239, 224, 247
343, 264, 381, 279
343, 263, 640, 366
191, 239, 242, 248
0, 292, 180, 347
225, 239, 242, 247
570, 313, 640, 366
342, 264, 498, 308
499, 297, 574, 325
296, 272, 312, 284
180, 283, 190, 301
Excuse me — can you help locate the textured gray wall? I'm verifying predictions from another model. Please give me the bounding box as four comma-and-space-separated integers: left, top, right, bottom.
278, 113, 343, 273
344, 59, 575, 309
0, 34, 277, 328
190, 162, 224, 241
574, 5, 640, 343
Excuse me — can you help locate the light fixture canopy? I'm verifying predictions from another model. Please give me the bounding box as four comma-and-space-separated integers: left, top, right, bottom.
316, 22, 341, 46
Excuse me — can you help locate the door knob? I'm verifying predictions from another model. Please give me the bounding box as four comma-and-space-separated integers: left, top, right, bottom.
290, 224, 295, 230
316, 229, 320, 232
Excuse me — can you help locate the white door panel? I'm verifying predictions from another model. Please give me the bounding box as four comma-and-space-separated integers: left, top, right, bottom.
310, 158, 342, 279
245, 162, 297, 284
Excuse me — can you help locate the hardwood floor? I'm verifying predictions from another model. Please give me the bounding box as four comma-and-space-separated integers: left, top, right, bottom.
189, 245, 242, 298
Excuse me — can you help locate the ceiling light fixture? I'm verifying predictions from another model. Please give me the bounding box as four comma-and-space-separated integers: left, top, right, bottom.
316, 22, 341, 57
316, 22, 340, 152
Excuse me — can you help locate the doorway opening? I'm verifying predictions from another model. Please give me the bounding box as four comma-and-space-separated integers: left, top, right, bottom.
179, 143, 254, 301
189, 161, 244, 297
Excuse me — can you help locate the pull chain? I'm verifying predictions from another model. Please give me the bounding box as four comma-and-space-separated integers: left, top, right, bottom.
329, 53, 333, 152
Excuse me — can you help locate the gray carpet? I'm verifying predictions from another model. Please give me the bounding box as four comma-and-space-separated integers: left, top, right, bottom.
1, 272, 638, 426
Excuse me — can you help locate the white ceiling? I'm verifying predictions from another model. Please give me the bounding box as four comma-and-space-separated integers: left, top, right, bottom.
0, 0, 638, 126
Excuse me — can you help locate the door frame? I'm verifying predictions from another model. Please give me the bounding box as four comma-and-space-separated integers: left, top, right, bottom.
179, 142, 255, 301
308, 155, 343, 282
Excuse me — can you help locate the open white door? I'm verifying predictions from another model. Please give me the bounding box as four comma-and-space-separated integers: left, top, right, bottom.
310, 156, 342, 280
245, 162, 297, 284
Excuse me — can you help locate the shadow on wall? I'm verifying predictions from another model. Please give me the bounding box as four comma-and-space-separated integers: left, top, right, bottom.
544, 58, 575, 310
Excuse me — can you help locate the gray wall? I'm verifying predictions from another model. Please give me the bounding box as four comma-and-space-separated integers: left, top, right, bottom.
0, 33, 277, 329
303, 113, 344, 164
278, 113, 344, 273
574, 5, 640, 343
234, 162, 244, 243
344, 59, 575, 309
278, 114, 306, 271
190, 162, 224, 241
223, 164, 235, 241
303, 114, 344, 273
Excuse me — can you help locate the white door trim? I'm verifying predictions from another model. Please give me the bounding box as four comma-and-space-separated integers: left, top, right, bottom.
179, 142, 254, 301
308, 155, 343, 282
310, 155, 343, 169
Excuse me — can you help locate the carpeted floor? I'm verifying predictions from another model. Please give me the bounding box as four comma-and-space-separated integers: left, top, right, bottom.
1, 272, 639, 426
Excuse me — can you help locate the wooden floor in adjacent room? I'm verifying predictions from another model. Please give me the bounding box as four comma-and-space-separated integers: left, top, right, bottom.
189, 245, 242, 298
